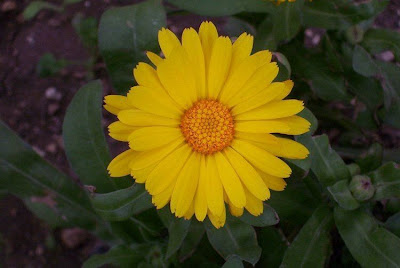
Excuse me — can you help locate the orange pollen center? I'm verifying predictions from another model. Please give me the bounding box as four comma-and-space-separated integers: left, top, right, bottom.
180, 99, 235, 155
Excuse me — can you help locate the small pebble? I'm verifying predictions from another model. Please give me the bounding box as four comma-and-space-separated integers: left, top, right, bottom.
45, 87, 62, 101
48, 104, 59, 115
45, 143, 57, 154
1, 1, 17, 12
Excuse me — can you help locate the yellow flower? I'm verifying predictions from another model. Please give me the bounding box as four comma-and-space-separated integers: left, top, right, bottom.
105, 21, 310, 228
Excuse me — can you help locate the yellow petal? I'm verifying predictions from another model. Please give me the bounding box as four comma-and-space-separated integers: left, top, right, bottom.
108, 149, 136, 177
118, 109, 179, 127
235, 100, 304, 121
108, 121, 138, 142
227, 63, 279, 107
207, 37, 232, 99
130, 139, 183, 170
157, 47, 197, 109
146, 145, 192, 195
224, 147, 270, 201
182, 28, 206, 99
128, 126, 182, 151
215, 152, 246, 208
228, 197, 244, 217
183, 202, 195, 220
244, 188, 264, 216
235, 120, 290, 134
158, 28, 181, 58
104, 95, 131, 115
127, 86, 182, 119
152, 184, 174, 209
208, 205, 226, 229
146, 51, 163, 66
259, 171, 287, 191
274, 80, 294, 101
230, 33, 254, 70
195, 156, 208, 221
249, 137, 310, 160
235, 132, 279, 145
133, 62, 161, 89
276, 115, 311, 135
232, 82, 286, 115
219, 50, 272, 102
131, 161, 159, 183
171, 153, 201, 217
199, 21, 218, 72
206, 155, 225, 217
231, 139, 292, 178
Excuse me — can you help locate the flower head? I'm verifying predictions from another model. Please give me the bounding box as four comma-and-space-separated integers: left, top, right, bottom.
105, 21, 310, 228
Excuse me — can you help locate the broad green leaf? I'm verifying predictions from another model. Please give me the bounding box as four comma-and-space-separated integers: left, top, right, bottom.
158, 208, 191, 259
347, 73, 383, 110
91, 184, 153, 221
222, 256, 244, 268
302, 135, 351, 187
368, 162, 400, 200
223, 17, 255, 37
281, 205, 333, 268
334, 207, 400, 268
63, 80, 130, 193
272, 0, 304, 43
0, 121, 98, 229
98, 0, 166, 94
205, 215, 261, 265
257, 227, 288, 267
356, 143, 383, 173
83, 245, 149, 268
327, 180, 359, 210
23, 1, 61, 20
352, 45, 379, 77
385, 212, 400, 238
179, 220, 205, 261
254, 16, 277, 52
240, 203, 279, 227
303, 0, 388, 30
362, 28, 400, 61
166, 0, 274, 16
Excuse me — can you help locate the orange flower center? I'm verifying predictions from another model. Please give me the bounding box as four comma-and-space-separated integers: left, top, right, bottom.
181, 100, 235, 154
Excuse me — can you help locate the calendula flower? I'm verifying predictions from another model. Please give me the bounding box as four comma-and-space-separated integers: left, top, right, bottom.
105, 21, 310, 228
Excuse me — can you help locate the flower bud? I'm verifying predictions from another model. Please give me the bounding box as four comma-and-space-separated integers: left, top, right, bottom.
346, 25, 364, 44
349, 175, 375, 201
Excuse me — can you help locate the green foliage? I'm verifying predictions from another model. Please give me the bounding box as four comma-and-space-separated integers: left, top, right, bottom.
36, 53, 69, 78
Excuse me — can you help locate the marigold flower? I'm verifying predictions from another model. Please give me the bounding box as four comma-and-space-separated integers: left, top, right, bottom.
104, 21, 310, 228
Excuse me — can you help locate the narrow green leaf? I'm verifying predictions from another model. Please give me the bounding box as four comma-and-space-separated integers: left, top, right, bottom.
272, 0, 303, 43
362, 28, 400, 61
368, 162, 400, 200
222, 255, 244, 268
334, 207, 400, 268
302, 135, 351, 187
63, 80, 129, 193
205, 215, 261, 265
352, 45, 379, 77
258, 227, 288, 267
385, 212, 400, 238
254, 16, 277, 52
281, 205, 333, 268
0, 121, 97, 229
91, 184, 153, 221
240, 203, 279, 227
274, 52, 291, 82
327, 180, 359, 210
98, 0, 166, 94
158, 208, 191, 259
179, 220, 205, 261
23, 1, 61, 20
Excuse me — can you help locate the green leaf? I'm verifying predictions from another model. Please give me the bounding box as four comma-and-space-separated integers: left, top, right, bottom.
240, 203, 279, 227
63, 80, 129, 193
327, 180, 360, 210
385, 212, 400, 238
0, 121, 98, 229
205, 215, 261, 265
254, 16, 277, 52
98, 0, 166, 94
274, 52, 291, 82
352, 45, 379, 77
72, 14, 98, 50
166, 0, 274, 16
23, 1, 61, 20
63, 0, 83, 4
91, 184, 153, 221
272, 0, 304, 43
281, 205, 333, 268
223, 17, 255, 37
222, 256, 244, 268
257, 227, 288, 267
356, 143, 383, 173
347, 73, 383, 110
83, 245, 148, 268
334, 207, 400, 268
36, 53, 68, 78
368, 162, 400, 200
362, 28, 400, 61
179, 220, 205, 261
302, 135, 351, 187
158, 208, 191, 259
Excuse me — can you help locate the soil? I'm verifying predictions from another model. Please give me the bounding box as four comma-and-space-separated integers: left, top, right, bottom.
0, 0, 399, 267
